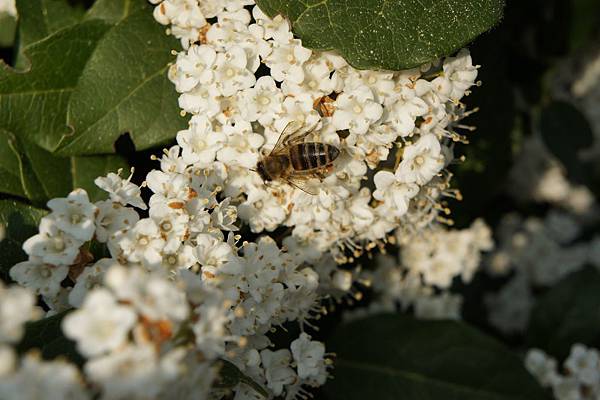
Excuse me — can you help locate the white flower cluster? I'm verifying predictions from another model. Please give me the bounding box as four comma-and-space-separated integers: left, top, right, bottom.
2, 167, 332, 398
526, 344, 600, 400
485, 210, 599, 334
152, 0, 480, 261
0, 0, 16, 17
352, 219, 493, 321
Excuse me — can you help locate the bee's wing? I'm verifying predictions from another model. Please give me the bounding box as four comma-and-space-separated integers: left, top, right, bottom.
270, 121, 305, 155
286, 174, 320, 195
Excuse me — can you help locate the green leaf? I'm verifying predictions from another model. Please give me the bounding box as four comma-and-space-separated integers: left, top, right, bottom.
539, 101, 594, 185
17, 309, 84, 366
0, 130, 27, 198
527, 267, 600, 360
16, 0, 86, 48
10, 136, 73, 204
215, 360, 268, 398
325, 314, 550, 400
0, 12, 17, 48
0, 0, 185, 156
569, 0, 600, 51
255, 0, 505, 70
1, 132, 127, 205
0, 200, 46, 280
85, 0, 146, 23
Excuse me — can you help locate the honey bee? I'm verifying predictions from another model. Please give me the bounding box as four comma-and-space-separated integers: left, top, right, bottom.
256, 121, 340, 194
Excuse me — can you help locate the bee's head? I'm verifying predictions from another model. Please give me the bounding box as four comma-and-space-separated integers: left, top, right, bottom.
255, 160, 271, 182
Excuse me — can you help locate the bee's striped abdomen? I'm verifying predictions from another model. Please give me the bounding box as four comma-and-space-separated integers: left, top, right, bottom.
290, 142, 340, 171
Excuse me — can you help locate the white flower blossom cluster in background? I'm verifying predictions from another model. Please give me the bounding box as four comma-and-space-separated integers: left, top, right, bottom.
553, 46, 600, 156
484, 209, 600, 335
0, 0, 16, 17
152, 0, 480, 262
508, 136, 596, 215
347, 219, 493, 321
526, 344, 600, 400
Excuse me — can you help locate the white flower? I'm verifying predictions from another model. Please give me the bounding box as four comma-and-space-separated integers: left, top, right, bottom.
195, 233, 238, 277
252, 6, 293, 43
94, 200, 140, 243
525, 349, 560, 387
396, 134, 444, 184
386, 97, 429, 137
260, 349, 296, 396
373, 171, 419, 218
171, 45, 217, 92
161, 245, 196, 271
290, 333, 326, 380
485, 273, 533, 334
564, 344, 600, 386
282, 57, 337, 97
217, 122, 265, 169
332, 85, 383, 135
214, 46, 256, 96
10, 258, 69, 298
113, 218, 166, 268
63, 289, 137, 357
238, 188, 287, 232
85, 344, 182, 400
177, 115, 224, 167
192, 298, 231, 358
241, 76, 283, 125
150, 203, 190, 253
344, 69, 396, 103
68, 258, 115, 308
211, 197, 239, 231
0, 283, 40, 343
0, 353, 89, 400
432, 48, 478, 102
22, 216, 83, 266
105, 265, 189, 322
95, 170, 147, 210
264, 39, 312, 84
47, 189, 97, 241
177, 83, 221, 116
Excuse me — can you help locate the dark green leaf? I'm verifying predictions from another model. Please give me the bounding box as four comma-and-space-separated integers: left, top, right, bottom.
0, 200, 46, 280
17, 309, 84, 366
0, 0, 185, 156
325, 314, 549, 400
255, 0, 505, 70
215, 360, 268, 398
84, 0, 146, 23
527, 267, 600, 360
569, 0, 600, 51
10, 136, 73, 204
540, 101, 594, 184
0, 130, 26, 198
1, 133, 127, 205
0, 13, 17, 48
16, 0, 86, 48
